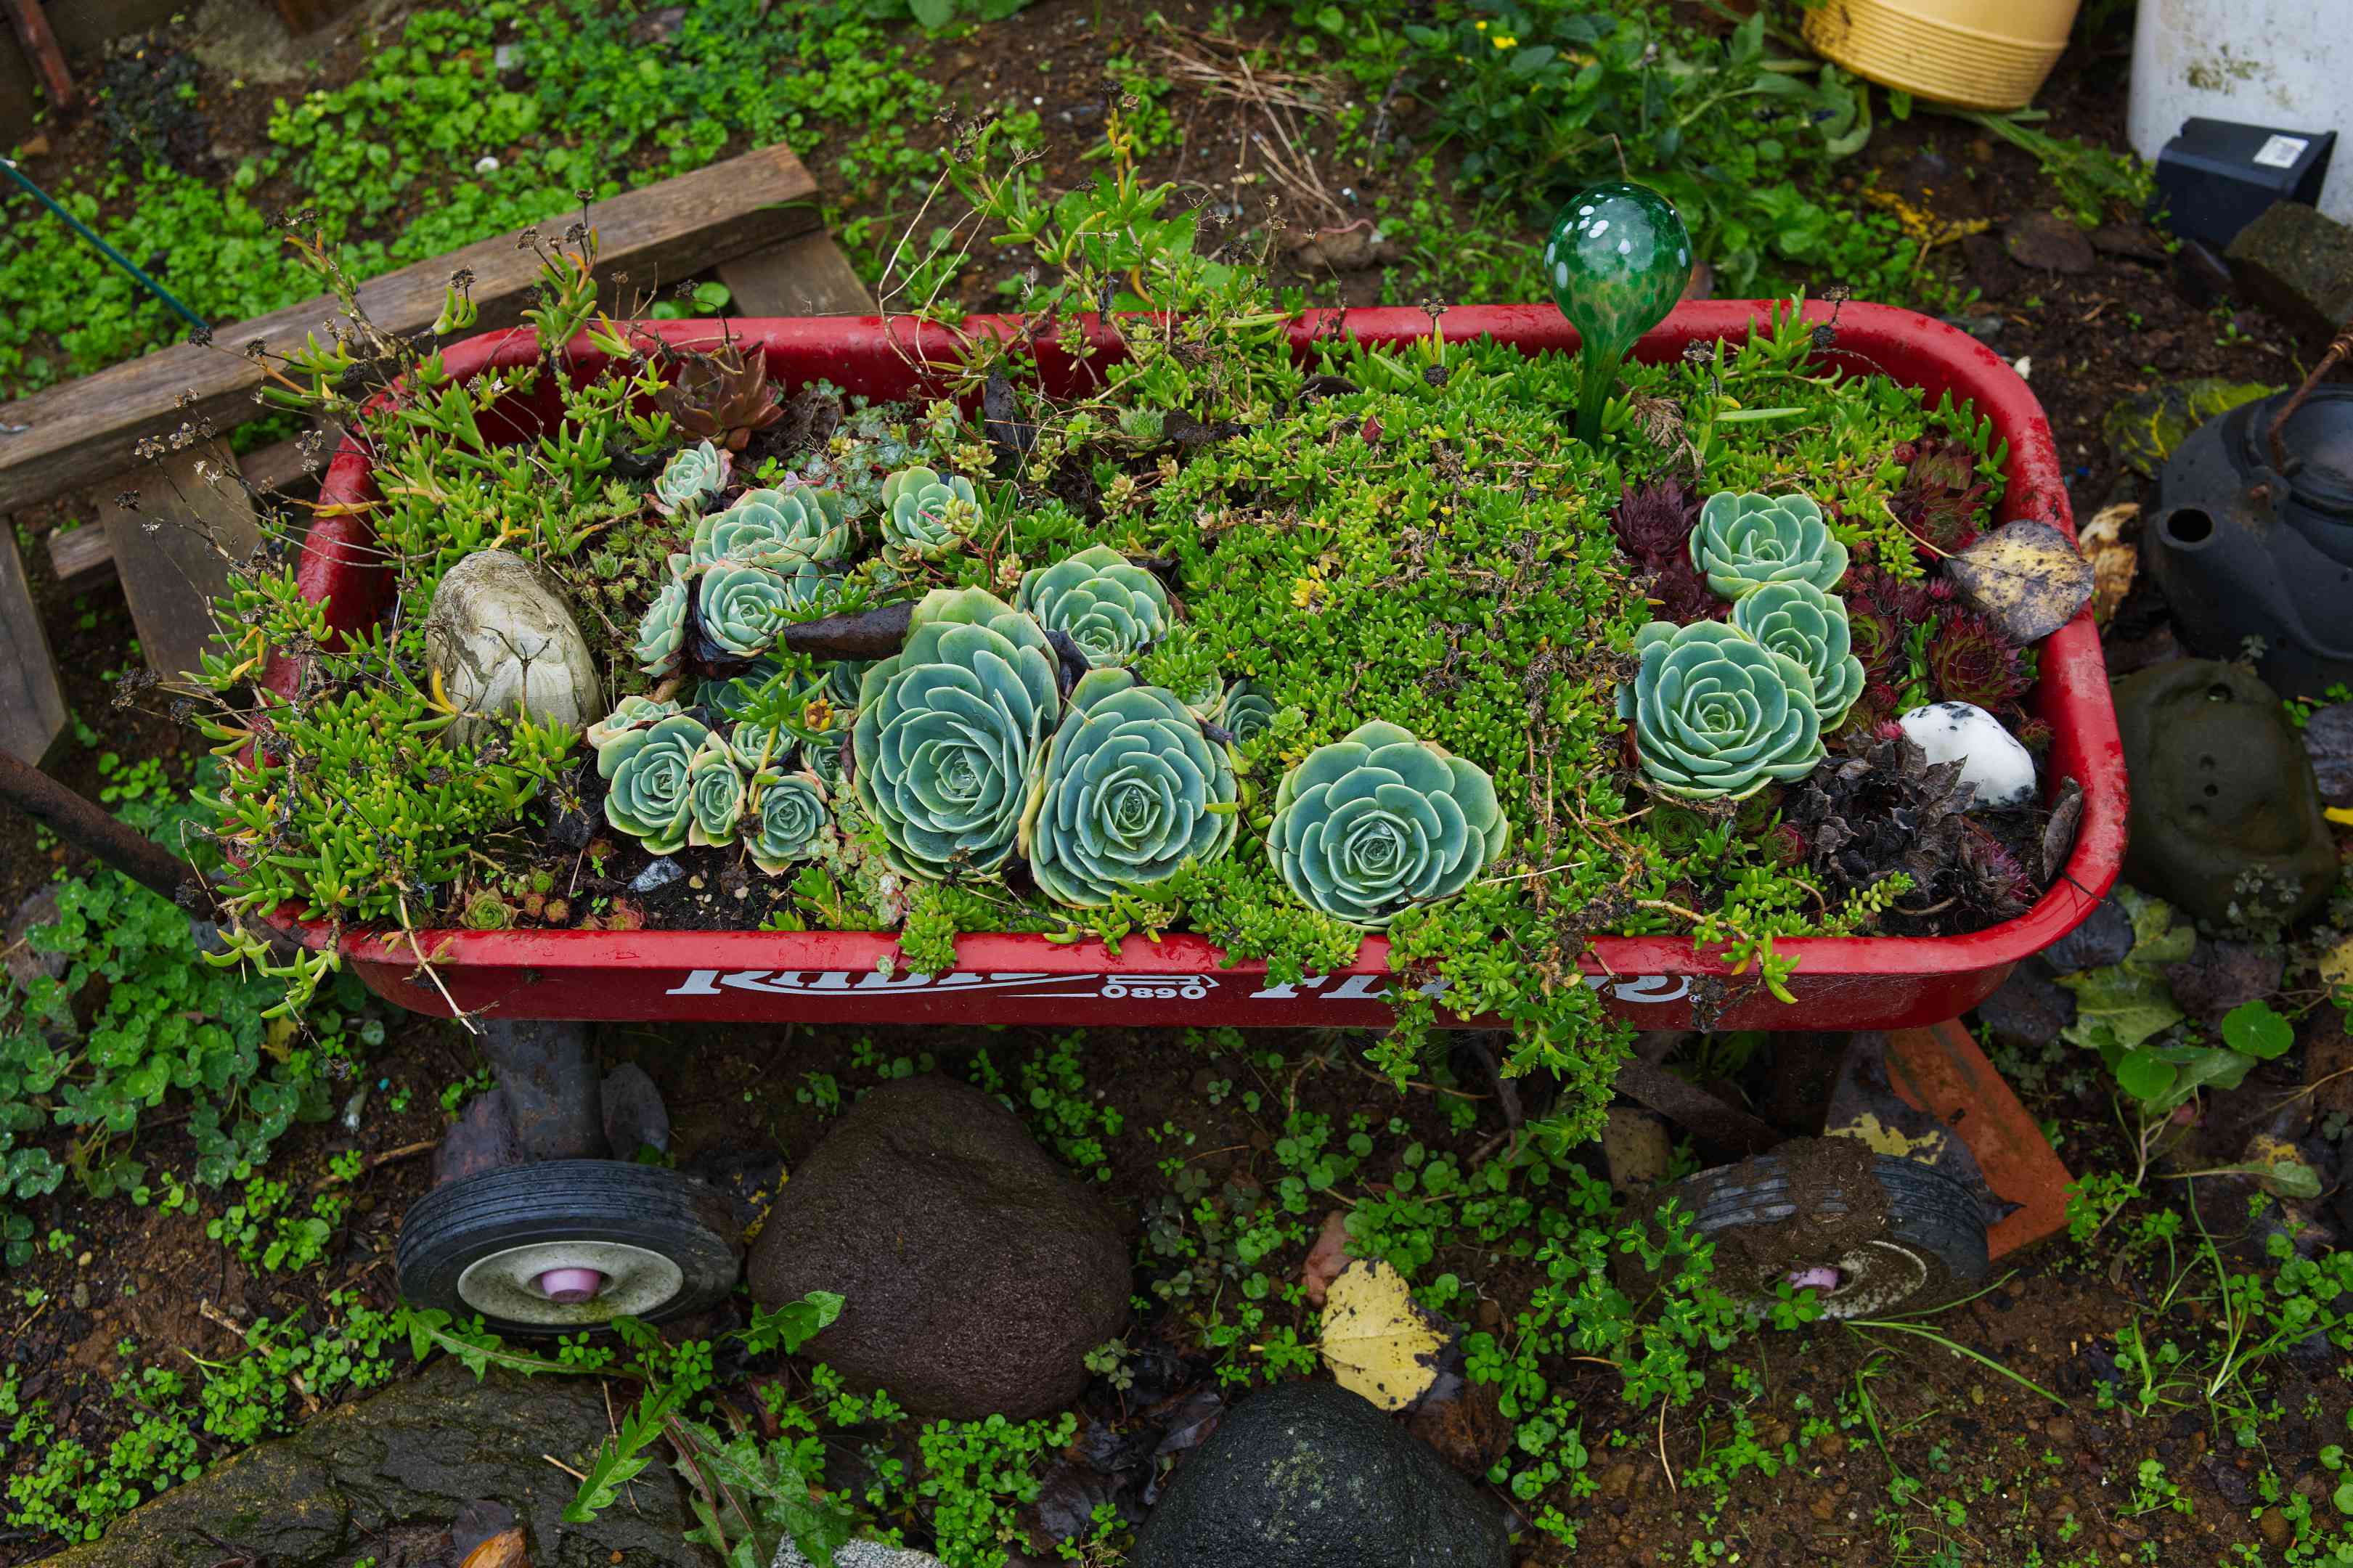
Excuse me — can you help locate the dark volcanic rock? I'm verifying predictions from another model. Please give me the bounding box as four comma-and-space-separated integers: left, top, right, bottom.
43, 1360, 708, 1568
1129, 1380, 1510, 1568
2039, 897, 2134, 975
1975, 963, 2076, 1051
746, 1075, 1128, 1420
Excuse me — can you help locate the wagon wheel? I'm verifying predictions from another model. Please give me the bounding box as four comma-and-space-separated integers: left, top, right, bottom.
397, 1161, 741, 1335
1646, 1144, 1989, 1319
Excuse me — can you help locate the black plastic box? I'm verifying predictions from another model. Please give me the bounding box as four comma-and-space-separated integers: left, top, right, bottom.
2154, 118, 2336, 249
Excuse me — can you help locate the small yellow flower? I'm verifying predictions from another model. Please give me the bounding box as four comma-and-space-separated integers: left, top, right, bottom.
1291, 567, 1329, 611
1473, 17, 1486, 27
802, 697, 836, 733
1493, 33, 1518, 48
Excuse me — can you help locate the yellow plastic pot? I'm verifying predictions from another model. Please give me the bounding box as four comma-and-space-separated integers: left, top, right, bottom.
1802, 0, 2081, 110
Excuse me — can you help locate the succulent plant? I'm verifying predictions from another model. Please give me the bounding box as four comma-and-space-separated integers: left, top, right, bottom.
687, 731, 748, 848
1612, 478, 1700, 562
698, 656, 794, 723
1018, 668, 1239, 907
598, 712, 709, 854
654, 342, 780, 449
698, 560, 835, 661
1893, 437, 1990, 553
879, 466, 978, 563
1618, 619, 1826, 801
1219, 679, 1279, 747
803, 726, 851, 792
688, 486, 849, 571
652, 440, 730, 518
1014, 545, 1173, 668
852, 587, 1063, 879
1265, 721, 1509, 929
1544, 181, 1692, 444
634, 577, 690, 678
1689, 491, 1849, 600
587, 694, 684, 757
1729, 581, 1866, 730
746, 769, 831, 873
822, 658, 872, 714
1927, 609, 2032, 709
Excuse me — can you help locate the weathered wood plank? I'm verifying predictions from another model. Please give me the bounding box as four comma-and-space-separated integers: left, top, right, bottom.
0, 142, 823, 515
0, 522, 65, 765
45, 428, 324, 591
715, 230, 876, 317
99, 446, 262, 685
46, 522, 111, 590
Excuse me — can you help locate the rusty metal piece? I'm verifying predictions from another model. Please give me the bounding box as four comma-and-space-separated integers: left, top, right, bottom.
0, 746, 202, 905
1882, 1018, 2073, 1262
1, 0, 75, 110
2265, 313, 2353, 471
1613, 1057, 1779, 1156
479, 1019, 604, 1161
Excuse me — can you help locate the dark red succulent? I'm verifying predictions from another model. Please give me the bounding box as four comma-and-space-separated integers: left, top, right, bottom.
1833, 682, 1904, 751
1763, 822, 1808, 868
1612, 479, 1700, 561
1927, 609, 2032, 709
1891, 436, 1991, 554
1847, 597, 1903, 682
2013, 716, 2055, 754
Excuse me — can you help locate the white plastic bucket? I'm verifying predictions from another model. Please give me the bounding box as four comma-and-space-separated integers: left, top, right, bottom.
2127, 0, 2353, 225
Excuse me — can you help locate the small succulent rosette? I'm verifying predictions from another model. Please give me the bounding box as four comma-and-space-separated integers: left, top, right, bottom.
651, 440, 731, 518
685, 731, 749, 848
1727, 581, 1865, 731
1618, 620, 1826, 801
1018, 668, 1239, 907
633, 578, 691, 679
687, 485, 849, 571
695, 559, 837, 663
1689, 491, 1849, 600
1215, 679, 1279, 748
851, 587, 1063, 879
745, 768, 831, 874
586, 694, 684, 759
1265, 721, 1509, 929
598, 712, 711, 855
878, 465, 979, 563
1014, 544, 1173, 668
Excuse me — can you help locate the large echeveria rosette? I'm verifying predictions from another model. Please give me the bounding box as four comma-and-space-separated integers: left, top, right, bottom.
598, 713, 709, 854
1265, 721, 1509, 929
1014, 545, 1173, 669
1018, 668, 1238, 907
1728, 581, 1865, 730
688, 486, 849, 569
1618, 621, 1825, 801
851, 587, 1062, 879
696, 559, 837, 662
1689, 491, 1848, 600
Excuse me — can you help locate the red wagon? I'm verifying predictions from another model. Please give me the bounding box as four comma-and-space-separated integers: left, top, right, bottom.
272, 302, 2121, 1331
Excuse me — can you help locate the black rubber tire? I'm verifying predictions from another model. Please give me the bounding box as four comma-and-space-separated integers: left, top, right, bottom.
397, 1159, 741, 1336
1649, 1149, 1989, 1318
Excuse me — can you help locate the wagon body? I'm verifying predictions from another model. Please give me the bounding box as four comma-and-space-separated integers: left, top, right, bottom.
282, 301, 2126, 1031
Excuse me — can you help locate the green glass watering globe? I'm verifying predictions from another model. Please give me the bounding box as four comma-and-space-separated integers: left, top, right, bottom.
1545, 181, 1693, 444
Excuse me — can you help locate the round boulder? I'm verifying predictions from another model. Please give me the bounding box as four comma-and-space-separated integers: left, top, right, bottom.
1129, 1379, 1511, 1568
422, 550, 603, 747
746, 1075, 1127, 1421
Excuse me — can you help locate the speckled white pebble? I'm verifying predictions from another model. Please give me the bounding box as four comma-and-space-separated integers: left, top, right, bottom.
1897, 701, 2037, 810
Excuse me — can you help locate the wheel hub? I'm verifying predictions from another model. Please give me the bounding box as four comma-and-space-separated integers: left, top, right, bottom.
456, 1241, 684, 1325
1784, 1238, 1930, 1318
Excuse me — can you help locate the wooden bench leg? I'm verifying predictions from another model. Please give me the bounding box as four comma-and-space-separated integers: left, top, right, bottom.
0, 518, 67, 765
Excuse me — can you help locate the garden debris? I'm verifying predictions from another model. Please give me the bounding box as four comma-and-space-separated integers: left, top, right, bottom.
2089, 224, 2168, 262
1975, 964, 2076, 1053
600, 1063, 672, 1156
2039, 894, 2134, 974
1600, 1106, 1673, 1192
1318, 1259, 1451, 1411
2005, 212, 2097, 274
2, 882, 65, 990
1941, 521, 2097, 644
2074, 502, 2139, 626
1405, 1375, 1512, 1477
434, 1092, 524, 1185
2303, 703, 2353, 807
1300, 1209, 1353, 1307
775, 1542, 944, 1568
2040, 775, 2084, 881
2055, 889, 2194, 1055
460, 1528, 528, 1568
2101, 378, 2275, 477
2307, 1009, 2353, 1119
1286, 221, 1392, 271
2161, 940, 2283, 1025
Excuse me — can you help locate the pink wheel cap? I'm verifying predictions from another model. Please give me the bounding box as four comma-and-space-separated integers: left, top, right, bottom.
535, 1267, 605, 1304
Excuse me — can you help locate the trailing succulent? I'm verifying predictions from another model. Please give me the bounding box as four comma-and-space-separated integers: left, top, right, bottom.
1015, 545, 1173, 668
852, 587, 1063, 879
1265, 722, 1509, 928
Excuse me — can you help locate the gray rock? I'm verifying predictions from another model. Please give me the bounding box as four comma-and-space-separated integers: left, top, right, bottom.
775, 1542, 943, 1568
2305, 703, 2353, 807
1975, 963, 2076, 1052
422, 550, 603, 747
42, 1359, 709, 1568
2040, 898, 2134, 974
603, 1062, 673, 1155
746, 1075, 1128, 1421
2164, 941, 2283, 1025
632, 857, 686, 894
2005, 212, 2096, 274
1129, 1380, 1510, 1568
2227, 200, 2353, 338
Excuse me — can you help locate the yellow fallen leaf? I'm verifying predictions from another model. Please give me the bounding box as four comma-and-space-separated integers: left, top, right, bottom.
1945, 520, 2097, 644
461, 1527, 529, 1568
2320, 931, 2353, 992
1318, 1259, 1450, 1412
2327, 807, 2353, 828
2076, 502, 2139, 628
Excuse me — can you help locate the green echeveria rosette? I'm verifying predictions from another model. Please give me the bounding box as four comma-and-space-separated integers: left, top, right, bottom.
698, 560, 837, 661
652, 440, 730, 518
1729, 581, 1866, 730
1218, 680, 1278, 747
634, 578, 690, 678
1618, 620, 1825, 801
879, 466, 977, 562
1265, 720, 1509, 930
587, 694, 682, 757
803, 725, 851, 792
1018, 668, 1239, 908
1689, 491, 1849, 600
851, 587, 1062, 879
690, 486, 849, 569
1014, 544, 1173, 668
1544, 181, 1692, 444
746, 769, 831, 874
598, 713, 709, 854
686, 732, 747, 849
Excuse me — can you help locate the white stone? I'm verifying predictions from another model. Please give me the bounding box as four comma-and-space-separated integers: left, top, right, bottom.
422, 550, 603, 748
775, 1543, 942, 1568
1897, 701, 2038, 810
473, 154, 501, 175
